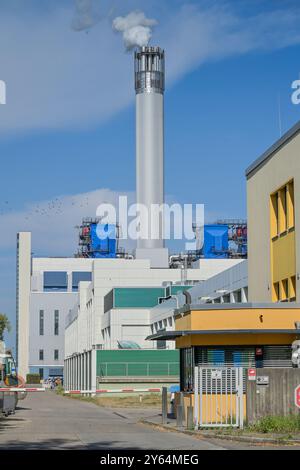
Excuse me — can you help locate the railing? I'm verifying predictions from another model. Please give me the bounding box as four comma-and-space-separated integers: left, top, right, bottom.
98, 362, 179, 378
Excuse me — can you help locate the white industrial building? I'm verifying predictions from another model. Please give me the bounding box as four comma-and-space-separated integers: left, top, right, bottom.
16, 46, 248, 389
16, 232, 93, 380
16, 230, 243, 382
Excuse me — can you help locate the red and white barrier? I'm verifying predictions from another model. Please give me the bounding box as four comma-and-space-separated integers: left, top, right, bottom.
0, 388, 46, 392
65, 387, 162, 395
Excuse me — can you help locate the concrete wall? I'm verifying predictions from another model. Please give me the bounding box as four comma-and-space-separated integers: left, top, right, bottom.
246, 368, 300, 424
29, 292, 77, 376
16, 232, 31, 379
247, 130, 300, 302
101, 308, 153, 349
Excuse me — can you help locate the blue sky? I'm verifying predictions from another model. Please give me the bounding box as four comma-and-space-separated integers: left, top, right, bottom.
1, 0, 300, 349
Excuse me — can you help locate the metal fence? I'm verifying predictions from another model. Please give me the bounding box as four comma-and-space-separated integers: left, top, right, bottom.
194, 367, 244, 429
98, 362, 179, 377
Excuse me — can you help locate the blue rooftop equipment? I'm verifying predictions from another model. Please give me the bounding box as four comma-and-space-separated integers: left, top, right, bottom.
202, 224, 229, 259
90, 223, 117, 258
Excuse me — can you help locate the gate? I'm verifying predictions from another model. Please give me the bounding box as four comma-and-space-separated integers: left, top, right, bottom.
194, 367, 244, 429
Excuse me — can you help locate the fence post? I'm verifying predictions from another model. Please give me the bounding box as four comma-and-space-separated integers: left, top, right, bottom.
162, 387, 168, 425
187, 406, 194, 430
194, 366, 199, 430
176, 404, 184, 429
239, 367, 244, 429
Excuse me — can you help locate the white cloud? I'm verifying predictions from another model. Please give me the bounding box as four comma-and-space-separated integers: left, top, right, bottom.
0, 2, 299, 133
0, 188, 135, 256
157, 3, 300, 83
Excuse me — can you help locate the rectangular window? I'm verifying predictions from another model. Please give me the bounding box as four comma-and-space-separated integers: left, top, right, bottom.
279, 187, 287, 233
271, 180, 296, 303
39, 310, 44, 336
54, 349, 59, 361
43, 271, 68, 292
271, 180, 294, 237
273, 282, 280, 302
39, 349, 44, 361
39, 368, 44, 379
280, 279, 289, 302
54, 310, 59, 336
290, 276, 296, 301
72, 271, 92, 291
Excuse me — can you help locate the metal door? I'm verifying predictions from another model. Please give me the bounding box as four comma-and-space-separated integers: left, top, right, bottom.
194, 367, 244, 429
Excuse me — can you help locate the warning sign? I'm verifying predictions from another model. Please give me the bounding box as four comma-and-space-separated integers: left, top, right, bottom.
248, 368, 256, 381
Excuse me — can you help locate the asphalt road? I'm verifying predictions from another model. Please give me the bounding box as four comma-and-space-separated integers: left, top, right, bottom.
0, 391, 225, 450
0, 391, 299, 450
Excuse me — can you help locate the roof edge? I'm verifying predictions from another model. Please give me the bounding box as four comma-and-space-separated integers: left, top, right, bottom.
246, 120, 300, 179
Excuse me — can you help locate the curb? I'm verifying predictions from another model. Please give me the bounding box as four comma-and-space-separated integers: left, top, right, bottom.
140, 419, 300, 445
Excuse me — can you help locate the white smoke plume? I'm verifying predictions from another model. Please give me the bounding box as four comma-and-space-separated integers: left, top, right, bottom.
71, 0, 101, 32
112, 11, 157, 50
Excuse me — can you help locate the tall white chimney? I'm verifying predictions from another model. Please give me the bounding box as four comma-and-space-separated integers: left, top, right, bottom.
134, 46, 169, 268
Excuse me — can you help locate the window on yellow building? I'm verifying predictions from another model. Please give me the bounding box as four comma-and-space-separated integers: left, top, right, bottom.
270, 180, 294, 238
273, 282, 280, 302
281, 278, 289, 302
273, 276, 296, 302
290, 275, 296, 302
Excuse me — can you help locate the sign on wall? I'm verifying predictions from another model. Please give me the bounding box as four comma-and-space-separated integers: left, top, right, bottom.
248, 368, 256, 381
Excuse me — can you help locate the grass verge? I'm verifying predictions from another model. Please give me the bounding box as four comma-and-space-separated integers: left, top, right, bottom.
248, 415, 300, 434
64, 392, 163, 408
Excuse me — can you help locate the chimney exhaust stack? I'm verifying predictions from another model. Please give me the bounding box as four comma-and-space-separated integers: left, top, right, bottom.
135, 47, 168, 268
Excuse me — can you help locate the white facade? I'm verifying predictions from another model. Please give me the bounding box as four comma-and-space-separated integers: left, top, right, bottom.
149, 260, 248, 349
17, 231, 244, 383
64, 258, 243, 358
16, 232, 93, 379
16, 232, 31, 380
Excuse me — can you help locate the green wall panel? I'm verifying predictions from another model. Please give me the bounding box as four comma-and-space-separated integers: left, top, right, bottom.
97, 350, 179, 377
170, 286, 193, 295
114, 287, 166, 308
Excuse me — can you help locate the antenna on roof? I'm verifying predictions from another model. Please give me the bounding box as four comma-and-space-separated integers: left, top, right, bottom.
278, 93, 282, 138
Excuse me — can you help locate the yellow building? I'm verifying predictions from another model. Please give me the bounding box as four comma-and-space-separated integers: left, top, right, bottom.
148, 120, 300, 393
246, 121, 300, 303
149, 303, 300, 390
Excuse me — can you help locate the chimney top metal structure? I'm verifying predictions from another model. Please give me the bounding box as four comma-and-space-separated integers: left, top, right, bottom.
135, 46, 165, 95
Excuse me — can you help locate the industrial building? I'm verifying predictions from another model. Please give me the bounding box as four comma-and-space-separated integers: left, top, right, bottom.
16, 46, 246, 387
16, 232, 93, 380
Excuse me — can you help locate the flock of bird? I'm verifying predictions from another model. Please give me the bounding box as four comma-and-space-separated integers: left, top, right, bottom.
0, 196, 92, 221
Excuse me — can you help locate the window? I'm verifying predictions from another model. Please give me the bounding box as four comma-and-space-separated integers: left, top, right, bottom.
271, 180, 296, 302
39, 349, 44, 361
273, 277, 295, 303
54, 349, 59, 361
290, 276, 296, 301
39, 310, 44, 336
234, 290, 242, 303
39, 368, 44, 379
54, 310, 59, 336
43, 271, 68, 292
273, 282, 280, 302
271, 180, 295, 238
281, 279, 289, 302
72, 272, 92, 291
181, 348, 194, 392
